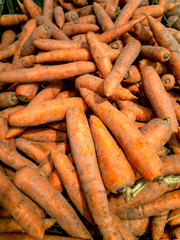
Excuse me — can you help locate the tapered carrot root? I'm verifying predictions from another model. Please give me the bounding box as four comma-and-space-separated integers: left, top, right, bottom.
0, 117, 15, 149
52, 150, 94, 224
0, 40, 19, 61
24, 0, 42, 19
167, 208, 180, 227
0, 105, 25, 119
62, 23, 99, 36
0, 171, 44, 239
0, 30, 16, 51
66, 107, 121, 239
12, 166, 92, 239
151, 211, 169, 240
0, 14, 28, 26
80, 88, 163, 181
54, 6, 65, 29
49, 169, 63, 192
0, 92, 19, 108
103, 39, 141, 97
43, 0, 53, 21
89, 115, 135, 193
15, 83, 39, 102
17, 0, 30, 18
122, 65, 141, 84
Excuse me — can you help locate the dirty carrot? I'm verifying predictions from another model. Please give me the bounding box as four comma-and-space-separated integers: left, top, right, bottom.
47, 121, 67, 132
0, 30, 16, 51
15, 83, 39, 102
109, 40, 123, 50
151, 211, 169, 240
54, 6, 65, 29
161, 74, 175, 91
58, 0, 77, 11
76, 15, 96, 24
55, 89, 78, 99
49, 169, 63, 192
65, 11, 78, 22
43, 0, 53, 21
133, 23, 155, 45
0, 234, 88, 240
0, 14, 28, 26
140, 45, 170, 62
0, 92, 19, 108
122, 65, 141, 84
62, 23, 99, 36
167, 208, 180, 227
0, 117, 16, 149
121, 109, 136, 122
23, 0, 42, 19
0, 40, 19, 61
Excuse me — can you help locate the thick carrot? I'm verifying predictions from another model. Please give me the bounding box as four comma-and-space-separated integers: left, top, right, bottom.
15, 83, 39, 102
52, 150, 94, 224
0, 117, 16, 149
66, 106, 121, 239
64, 11, 78, 22
140, 45, 170, 62
167, 27, 180, 43
48, 169, 63, 192
76, 15, 96, 24
75, 74, 137, 101
43, 0, 53, 21
0, 14, 28, 26
12, 166, 92, 239
20, 127, 67, 142
151, 211, 169, 240
33, 141, 68, 152
80, 88, 163, 181
103, 39, 141, 97
9, 97, 88, 127
0, 171, 44, 239
0, 234, 88, 240
115, 0, 143, 26
161, 154, 180, 176
54, 6, 65, 29
36, 16, 70, 41
0, 61, 97, 84
109, 40, 123, 50
167, 208, 180, 227
0, 92, 19, 108
55, 89, 78, 99
20, 24, 51, 57
121, 109, 136, 122
0, 105, 25, 119
73, 0, 88, 7
122, 65, 141, 84
24, 0, 42, 19
62, 23, 99, 36
0, 30, 16, 51
138, 59, 169, 75
89, 115, 135, 193
161, 74, 175, 91
0, 40, 19, 61
132, 23, 155, 45
47, 121, 67, 131
58, 0, 77, 11
93, 2, 114, 32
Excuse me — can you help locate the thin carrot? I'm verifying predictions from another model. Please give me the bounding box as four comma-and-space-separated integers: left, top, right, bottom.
122, 65, 141, 84
151, 211, 169, 240
15, 83, 39, 102
0, 92, 19, 108
76, 14, 96, 24
140, 45, 170, 62
43, 0, 53, 21
0, 40, 19, 61
0, 14, 28, 26
80, 88, 163, 181
54, 6, 65, 29
17, 0, 30, 19
103, 39, 141, 97
12, 166, 92, 239
66, 106, 121, 239
0, 171, 44, 239
49, 169, 63, 192
161, 74, 175, 91
62, 23, 99, 36
0, 117, 16, 149
89, 115, 135, 193
167, 208, 180, 227
0, 30, 16, 51
24, 0, 42, 19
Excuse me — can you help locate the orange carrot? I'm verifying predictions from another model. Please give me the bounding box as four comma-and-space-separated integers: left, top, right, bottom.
76, 14, 96, 24
167, 208, 180, 227
103, 39, 141, 97
47, 121, 67, 131
58, 0, 77, 11
0, 30, 16, 51
12, 166, 92, 239
140, 45, 170, 62
24, 0, 43, 19
0, 170, 44, 239
80, 88, 163, 181
125, 83, 141, 97
73, 0, 88, 7
55, 89, 78, 99
17, 0, 30, 19
161, 154, 180, 176
36, 16, 70, 41
52, 150, 94, 224
0, 40, 19, 61
151, 211, 169, 240
65, 11, 78, 22
0, 234, 88, 240
54, 6, 65, 29
36, 141, 69, 153
0, 117, 16, 149
62, 23, 99, 36
121, 109, 136, 122
15, 83, 39, 102
109, 40, 124, 50
0, 92, 19, 108
161, 74, 175, 91
132, 23, 155, 45
0, 14, 28, 26
43, 0, 53, 21
49, 169, 63, 192
89, 115, 135, 193
167, 27, 180, 44
138, 59, 169, 75
66, 106, 121, 239
159, 231, 171, 240
122, 65, 141, 84
0, 105, 25, 119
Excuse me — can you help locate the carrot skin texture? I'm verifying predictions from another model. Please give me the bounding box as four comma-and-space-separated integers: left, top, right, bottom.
24, 0, 42, 19
161, 154, 180, 176
0, 92, 19, 108
0, 105, 25, 119
66, 107, 121, 239
43, 0, 53, 21
62, 23, 99, 36
168, 208, 180, 227
15, 83, 39, 102
0, 30, 16, 51
48, 169, 63, 192
0, 117, 16, 149
0, 40, 19, 61
103, 39, 141, 97
0, 171, 44, 239
151, 211, 169, 240
0, 14, 28, 26
140, 45, 170, 62
54, 6, 65, 29
12, 166, 92, 239
80, 88, 163, 181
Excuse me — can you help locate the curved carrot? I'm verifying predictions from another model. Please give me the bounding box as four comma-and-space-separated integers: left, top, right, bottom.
24, 0, 42, 19
0, 30, 16, 51
0, 14, 28, 26
161, 74, 175, 91
54, 6, 65, 29
79, 88, 163, 181
0, 117, 16, 149
43, 0, 53, 21
0, 92, 19, 108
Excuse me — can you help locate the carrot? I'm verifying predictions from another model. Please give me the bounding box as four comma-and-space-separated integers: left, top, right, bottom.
132, 23, 155, 45
116, 190, 180, 219
89, 115, 135, 193
17, 0, 30, 19
93, 2, 114, 32
48, 169, 63, 192
171, 226, 180, 239
54, 6, 65, 29
151, 211, 169, 240
141, 66, 180, 154
0, 234, 88, 240
138, 59, 169, 75
36, 16, 70, 41
161, 74, 175, 91
167, 27, 180, 44
35, 48, 120, 64
47, 121, 67, 131
0, 61, 97, 84
0, 105, 25, 119
43, 0, 53, 21
103, 39, 141, 97
167, 208, 180, 227
115, 0, 143, 26
0, 171, 44, 239
13, 19, 37, 62
37, 141, 69, 153
24, 0, 43, 19
9, 97, 88, 127
116, 100, 154, 122
0, 62, 9, 71
20, 24, 51, 57
55, 89, 78, 99
0, 92, 19, 108
125, 83, 141, 97
159, 231, 171, 240
12, 166, 92, 239
120, 32, 136, 45
161, 154, 180, 176
52, 150, 94, 224
73, 0, 88, 7
3, 165, 16, 179
0, 117, 16, 149
122, 65, 141, 84
66, 106, 121, 239
0, 208, 11, 218
0, 30, 16, 51
58, 0, 77, 11
121, 109, 136, 122
76, 15, 96, 24
109, 40, 123, 50
140, 45, 170, 63
0, 40, 19, 61
15, 83, 39, 102
64, 11, 78, 22
139, 118, 172, 151
15, 138, 50, 164
62, 23, 99, 36
80, 88, 163, 181
0, 14, 28, 26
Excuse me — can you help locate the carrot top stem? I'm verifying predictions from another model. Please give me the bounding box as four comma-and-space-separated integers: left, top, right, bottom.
131, 181, 147, 198
122, 187, 131, 203
164, 175, 180, 185
163, 117, 172, 126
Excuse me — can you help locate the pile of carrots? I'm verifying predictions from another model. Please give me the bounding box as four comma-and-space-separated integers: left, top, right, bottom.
0, 0, 180, 239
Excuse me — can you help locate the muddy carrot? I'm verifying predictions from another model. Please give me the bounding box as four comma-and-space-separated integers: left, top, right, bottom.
133, 23, 155, 45
122, 65, 141, 84
55, 90, 78, 99
0, 234, 88, 239
0, 14, 28, 26
58, 0, 77, 11
89, 115, 135, 193
103, 39, 141, 97
109, 40, 123, 50
161, 154, 180, 176
66, 106, 121, 239
73, 0, 88, 7
140, 45, 170, 62
65, 11, 78, 22
80, 88, 163, 181
49, 169, 63, 192
138, 59, 169, 75
54, 6, 65, 29
0, 92, 19, 108
0, 171, 44, 239
151, 211, 169, 240
0, 105, 25, 119
47, 121, 67, 131
76, 15, 96, 24
0, 117, 16, 149
12, 166, 92, 239
161, 74, 175, 91
15, 83, 39, 102
17, 0, 30, 18
0, 40, 19, 61
24, 0, 42, 19
167, 28, 180, 44
0, 30, 16, 51
43, 0, 53, 21
167, 208, 180, 227
62, 23, 99, 36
